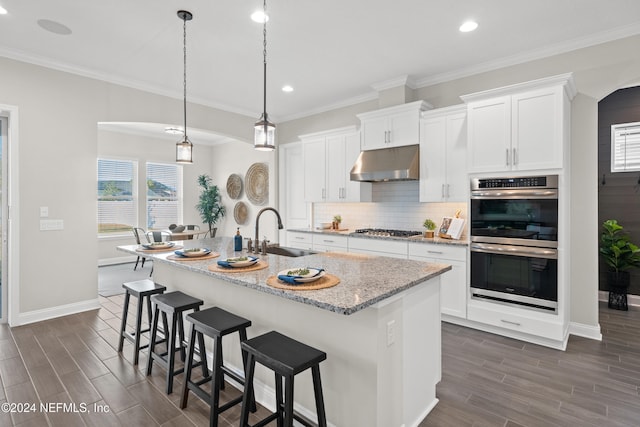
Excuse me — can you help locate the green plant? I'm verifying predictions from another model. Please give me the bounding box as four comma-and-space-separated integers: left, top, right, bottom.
195, 174, 225, 236
600, 219, 640, 274
423, 218, 436, 230
333, 215, 342, 223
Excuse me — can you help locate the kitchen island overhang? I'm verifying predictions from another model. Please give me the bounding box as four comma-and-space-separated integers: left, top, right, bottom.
118, 238, 451, 427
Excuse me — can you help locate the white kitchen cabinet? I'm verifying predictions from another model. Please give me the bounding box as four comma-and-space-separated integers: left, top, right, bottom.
357, 100, 431, 150
408, 243, 467, 319
312, 234, 348, 252
302, 127, 371, 203
462, 74, 575, 173
348, 237, 408, 259
419, 105, 467, 202
286, 231, 312, 250
279, 143, 311, 236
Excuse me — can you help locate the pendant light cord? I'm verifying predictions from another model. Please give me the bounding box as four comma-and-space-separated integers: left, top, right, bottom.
183, 14, 188, 140
262, 0, 268, 121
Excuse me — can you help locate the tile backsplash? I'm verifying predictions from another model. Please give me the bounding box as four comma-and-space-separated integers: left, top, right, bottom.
313, 181, 468, 236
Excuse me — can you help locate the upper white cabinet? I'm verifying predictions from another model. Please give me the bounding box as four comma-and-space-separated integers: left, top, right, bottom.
357, 100, 431, 150
462, 74, 575, 173
302, 127, 372, 203
419, 105, 467, 202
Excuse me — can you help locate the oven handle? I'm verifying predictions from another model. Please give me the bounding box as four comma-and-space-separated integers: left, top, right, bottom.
470, 189, 558, 199
470, 242, 558, 259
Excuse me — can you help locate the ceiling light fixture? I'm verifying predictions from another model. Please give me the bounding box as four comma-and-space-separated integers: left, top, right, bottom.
250, 10, 268, 23
254, 0, 275, 151
282, 85, 294, 93
175, 10, 193, 164
459, 20, 478, 33
0, 6, 8, 15
164, 126, 184, 135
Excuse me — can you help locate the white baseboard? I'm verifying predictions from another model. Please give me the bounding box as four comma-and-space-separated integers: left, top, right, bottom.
598, 290, 640, 307
568, 321, 602, 341
98, 256, 137, 266
16, 298, 101, 327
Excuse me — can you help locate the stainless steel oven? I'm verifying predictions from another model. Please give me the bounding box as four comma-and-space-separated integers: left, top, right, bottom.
470, 175, 559, 312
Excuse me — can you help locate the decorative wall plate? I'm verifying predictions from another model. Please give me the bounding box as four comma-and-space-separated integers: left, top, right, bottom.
234, 201, 248, 225
245, 162, 268, 205
226, 173, 243, 200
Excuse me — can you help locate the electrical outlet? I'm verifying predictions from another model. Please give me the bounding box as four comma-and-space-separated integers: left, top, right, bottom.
386, 320, 395, 346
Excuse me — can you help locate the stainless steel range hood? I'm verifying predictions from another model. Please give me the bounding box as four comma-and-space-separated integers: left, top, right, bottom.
350, 145, 420, 182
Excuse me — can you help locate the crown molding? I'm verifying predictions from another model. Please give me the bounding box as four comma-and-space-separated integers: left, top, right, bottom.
371, 75, 418, 92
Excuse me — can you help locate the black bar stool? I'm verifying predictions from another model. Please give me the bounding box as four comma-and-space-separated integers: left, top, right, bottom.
117, 279, 166, 365
146, 291, 203, 394
179, 307, 256, 427
240, 331, 327, 427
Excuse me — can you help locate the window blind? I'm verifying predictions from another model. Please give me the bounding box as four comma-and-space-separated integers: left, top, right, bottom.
146, 162, 182, 229
97, 159, 137, 235
611, 122, 640, 172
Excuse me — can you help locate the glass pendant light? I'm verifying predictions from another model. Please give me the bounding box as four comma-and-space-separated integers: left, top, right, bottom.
254, 0, 276, 151
176, 10, 193, 164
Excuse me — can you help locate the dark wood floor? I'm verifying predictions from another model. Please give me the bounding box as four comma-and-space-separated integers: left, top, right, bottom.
1, 292, 639, 426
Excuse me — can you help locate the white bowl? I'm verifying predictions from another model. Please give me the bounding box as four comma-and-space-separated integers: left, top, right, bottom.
316, 222, 332, 230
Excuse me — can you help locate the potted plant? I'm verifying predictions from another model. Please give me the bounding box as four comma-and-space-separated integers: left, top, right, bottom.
600, 219, 640, 310
195, 174, 225, 237
423, 218, 437, 238
333, 214, 342, 230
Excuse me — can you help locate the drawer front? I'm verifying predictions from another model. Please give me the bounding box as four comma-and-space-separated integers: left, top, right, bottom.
408, 242, 466, 261
312, 234, 348, 250
467, 302, 563, 340
287, 232, 312, 249
348, 237, 408, 257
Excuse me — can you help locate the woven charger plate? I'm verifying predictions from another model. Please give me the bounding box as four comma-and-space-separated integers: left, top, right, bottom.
207, 259, 269, 273
167, 252, 220, 261
234, 201, 248, 225
266, 274, 340, 291
245, 162, 268, 205
226, 174, 243, 200
136, 245, 183, 253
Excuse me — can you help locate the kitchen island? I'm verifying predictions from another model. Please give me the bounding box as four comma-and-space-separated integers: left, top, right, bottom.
117, 237, 451, 427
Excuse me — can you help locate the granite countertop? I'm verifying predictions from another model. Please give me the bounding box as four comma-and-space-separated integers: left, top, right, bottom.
288, 228, 469, 246
117, 237, 451, 315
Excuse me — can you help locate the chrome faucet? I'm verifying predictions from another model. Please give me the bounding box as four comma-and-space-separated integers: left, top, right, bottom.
254, 207, 284, 254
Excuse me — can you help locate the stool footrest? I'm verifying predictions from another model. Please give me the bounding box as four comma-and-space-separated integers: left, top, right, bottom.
252, 412, 279, 427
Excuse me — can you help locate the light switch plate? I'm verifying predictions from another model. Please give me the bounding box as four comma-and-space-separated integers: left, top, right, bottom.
40, 206, 49, 217
40, 219, 64, 231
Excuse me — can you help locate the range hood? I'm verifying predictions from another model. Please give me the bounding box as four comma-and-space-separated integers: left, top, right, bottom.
350, 145, 420, 182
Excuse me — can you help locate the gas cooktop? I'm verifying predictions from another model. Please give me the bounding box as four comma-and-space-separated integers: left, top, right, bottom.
353, 228, 422, 238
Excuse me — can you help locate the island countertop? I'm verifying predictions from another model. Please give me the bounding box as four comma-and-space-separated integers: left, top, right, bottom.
117, 236, 451, 315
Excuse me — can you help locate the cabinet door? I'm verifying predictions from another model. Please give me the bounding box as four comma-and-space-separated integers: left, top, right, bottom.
445, 112, 468, 202
326, 135, 345, 202
280, 144, 309, 230
438, 259, 467, 319
342, 132, 371, 202
388, 110, 420, 148
511, 87, 562, 171
360, 116, 388, 150
467, 96, 511, 173
419, 116, 447, 202
303, 138, 327, 202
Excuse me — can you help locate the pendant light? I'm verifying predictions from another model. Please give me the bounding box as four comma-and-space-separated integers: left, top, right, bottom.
254, 0, 275, 151
176, 10, 193, 164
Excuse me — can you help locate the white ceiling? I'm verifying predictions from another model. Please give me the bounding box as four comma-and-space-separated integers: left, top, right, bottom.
2, 0, 640, 125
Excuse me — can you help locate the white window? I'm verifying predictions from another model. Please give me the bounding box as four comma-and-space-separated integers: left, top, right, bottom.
611, 122, 640, 172
146, 162, 182, 230
97, 159, 138, 236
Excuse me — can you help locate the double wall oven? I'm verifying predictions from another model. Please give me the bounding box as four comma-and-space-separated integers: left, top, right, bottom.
470, 175, 559, 312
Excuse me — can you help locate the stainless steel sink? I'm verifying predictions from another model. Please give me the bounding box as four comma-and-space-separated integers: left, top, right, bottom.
265, 246, 317, 257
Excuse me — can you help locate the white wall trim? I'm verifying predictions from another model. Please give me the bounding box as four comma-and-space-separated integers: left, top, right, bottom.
16, 298, 101, 327
568, 321, 603, 341
598, 290, 640, 307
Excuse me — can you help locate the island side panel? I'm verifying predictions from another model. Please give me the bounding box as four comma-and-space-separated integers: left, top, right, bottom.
152, 262, 442, 427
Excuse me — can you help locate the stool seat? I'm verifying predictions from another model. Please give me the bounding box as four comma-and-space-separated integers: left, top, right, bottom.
240, 331, 327, 427
118, 279, 166, 365
147, 291, 203, 394
180, 307, 256, 427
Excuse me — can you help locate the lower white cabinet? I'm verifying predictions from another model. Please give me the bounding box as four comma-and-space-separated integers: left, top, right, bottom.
408, 243, 467, 319
312, 234, 348, 252
286, 231, 312, 250
348, 237, 408, 259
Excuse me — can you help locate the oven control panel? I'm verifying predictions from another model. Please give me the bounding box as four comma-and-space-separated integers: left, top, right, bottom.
472, 175, 558, 190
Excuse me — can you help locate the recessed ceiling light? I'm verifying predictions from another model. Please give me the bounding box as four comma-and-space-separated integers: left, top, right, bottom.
251, 10, 269, 23
37, 19, 72, 35
0, 6, 8, 15
164, 126, 184, 135
459, 20, 478, 33
282, 85, 294, 93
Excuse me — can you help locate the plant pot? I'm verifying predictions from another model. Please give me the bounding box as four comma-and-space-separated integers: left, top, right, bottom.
424, 230, 435, 238
607, 271, 630, 310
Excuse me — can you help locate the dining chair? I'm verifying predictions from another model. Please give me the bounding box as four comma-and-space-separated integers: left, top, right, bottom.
132, 227, 149, 270
147, 230, 171, 242
185, 224, 200, 231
